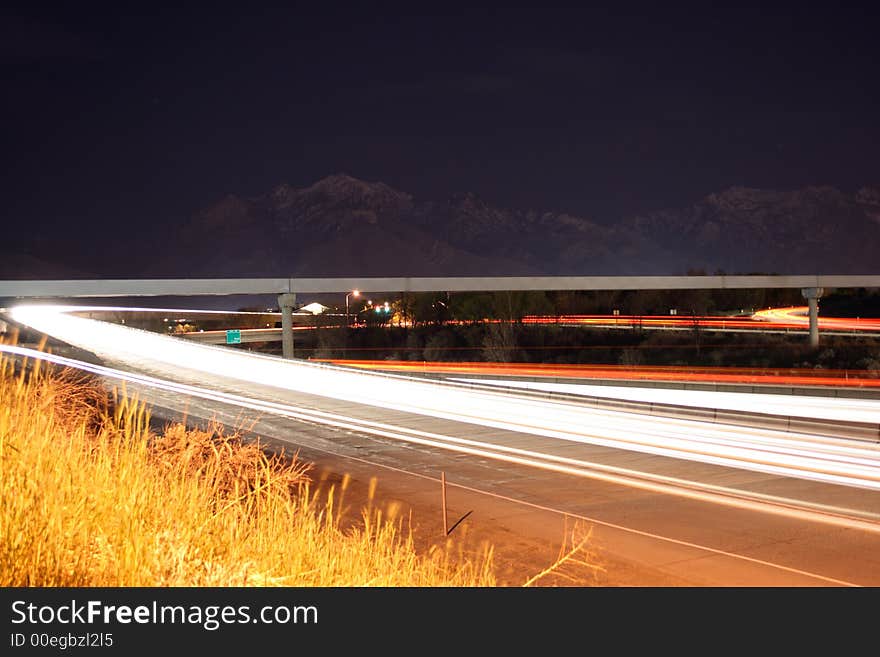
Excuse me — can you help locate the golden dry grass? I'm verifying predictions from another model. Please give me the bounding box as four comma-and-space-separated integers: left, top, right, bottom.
0, 349, 497, 586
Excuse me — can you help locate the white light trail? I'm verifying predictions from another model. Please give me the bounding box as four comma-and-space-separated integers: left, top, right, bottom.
3, 341, 880, 537
447, 378, 880, 425
9, 304, 880, 495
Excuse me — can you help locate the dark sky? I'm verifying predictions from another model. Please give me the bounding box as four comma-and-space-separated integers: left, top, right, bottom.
3, 4, 879, 256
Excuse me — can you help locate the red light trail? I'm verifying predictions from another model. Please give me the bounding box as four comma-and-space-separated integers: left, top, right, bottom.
315, 359, 880, 389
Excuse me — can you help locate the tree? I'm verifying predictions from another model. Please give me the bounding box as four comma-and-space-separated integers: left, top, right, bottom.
482, 322, 518, 362
450, 292, 494, 324
424, 330, 457, 361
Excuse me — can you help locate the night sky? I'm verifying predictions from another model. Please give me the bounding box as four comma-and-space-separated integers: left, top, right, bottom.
3, 4, 879, 260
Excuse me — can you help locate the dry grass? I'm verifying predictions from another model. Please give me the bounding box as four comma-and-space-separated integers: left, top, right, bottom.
523, 520, 605, 586
0, 342, 599, 587
0, 349, 497, 586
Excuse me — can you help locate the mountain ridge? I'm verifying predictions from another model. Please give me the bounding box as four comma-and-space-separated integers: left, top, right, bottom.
5, 175, 878, 279
147, 175, 880, 278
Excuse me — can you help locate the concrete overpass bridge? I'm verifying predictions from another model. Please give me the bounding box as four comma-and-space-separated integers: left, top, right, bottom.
3, 274, 880, 355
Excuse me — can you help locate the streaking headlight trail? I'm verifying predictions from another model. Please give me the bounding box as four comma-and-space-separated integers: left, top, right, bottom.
8, 304, 880, 497
448, 378, 880, 425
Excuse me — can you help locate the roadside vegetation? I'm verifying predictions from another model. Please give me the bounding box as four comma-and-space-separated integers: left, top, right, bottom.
0, 345, 600, 587
264, 287, 880, 371
0, 348, 499, 586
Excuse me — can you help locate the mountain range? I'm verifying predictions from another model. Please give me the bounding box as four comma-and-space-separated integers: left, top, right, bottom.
157, 174, 879, 277
5, 174, 880, 279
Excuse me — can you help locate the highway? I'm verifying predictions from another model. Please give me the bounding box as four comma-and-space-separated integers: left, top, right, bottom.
6, 304, 880, 585
65, 305, 878, 347
185, 306, 880, 342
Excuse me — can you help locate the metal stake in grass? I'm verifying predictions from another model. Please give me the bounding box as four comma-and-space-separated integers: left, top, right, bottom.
441, 471, 448, 536
441, 471, 472, 537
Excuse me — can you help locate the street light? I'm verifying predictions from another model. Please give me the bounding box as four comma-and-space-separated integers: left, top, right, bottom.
345, 289, 360, 326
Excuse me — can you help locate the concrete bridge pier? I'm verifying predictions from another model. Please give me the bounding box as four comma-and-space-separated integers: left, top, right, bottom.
801, 287, 824, 347
278, 293, 297, 358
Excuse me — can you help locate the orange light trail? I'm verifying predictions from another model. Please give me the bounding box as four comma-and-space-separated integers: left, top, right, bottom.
315, 359, 880, 388
520, 307, 880, 333
752, 306, 880, 331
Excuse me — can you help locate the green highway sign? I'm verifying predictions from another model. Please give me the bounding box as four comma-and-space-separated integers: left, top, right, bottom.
225, 329, 241, 344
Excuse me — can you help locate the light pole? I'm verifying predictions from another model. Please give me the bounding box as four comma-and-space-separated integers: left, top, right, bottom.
345, 289, 360, 326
